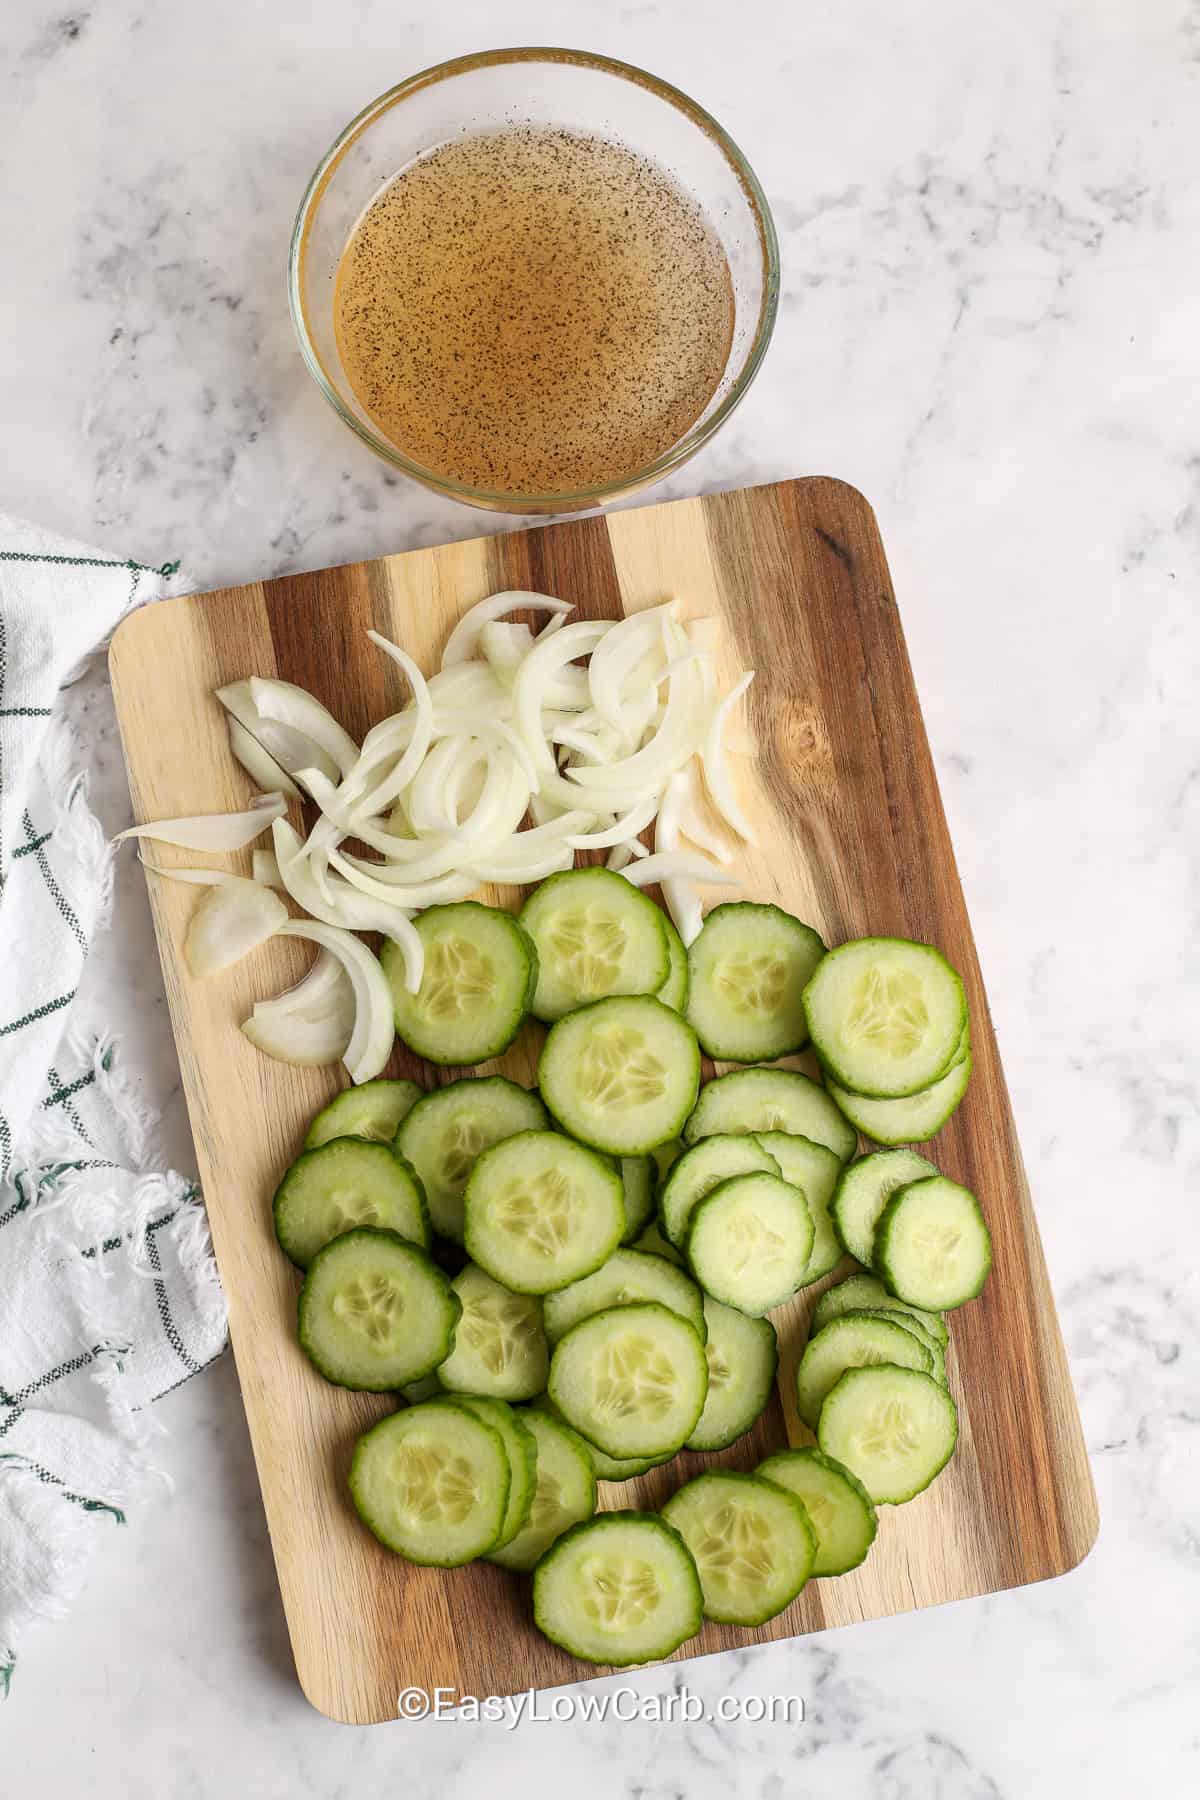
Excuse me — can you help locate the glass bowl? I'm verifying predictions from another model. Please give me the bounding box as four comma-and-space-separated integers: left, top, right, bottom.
288, 47, 779, 515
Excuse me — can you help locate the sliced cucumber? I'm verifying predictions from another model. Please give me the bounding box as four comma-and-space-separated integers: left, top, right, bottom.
531, 1394, 675, 1482
686, 1297, 778, 1451
817, 1365, 958, 1503
840, 1307, 947, 1387
804, 937, 967, 1099
519, 866, 668, 1022
795, 1311, 933, 1429
436, 1263, 548, 1401
874, 1176, 992, 1310
548, 1301, 708, 1459
812, 1271, 947, 1346
304, 1078, 422, 1149
684, 1067, 856, 1164
619, 1155, 656, 1244
487, 1408, 597, 1572
756, 1447, 877, 1576
827, 1052, 972, 1146
543, 1249, 706, 1346
656, 914, 690, 1013
539, 995, 701, 1155
396, 1076, 548, 1243
659, 1133, 781, 1248
464, 1130, 625, 1295
686, 1173, 814, 1316
401, 1373, 443, 1403
533, 1511, 702, 1665
661, 1471, 816, 1626
631, 1219, 685, 1267
273, 1140, 429, 1269
382, 902, 538, 1066
350, 1400, 509, 1564
445, 1396, 537, 1551
298, 1229, 459, 1391
830, 1148, 938, 1267
685, 902, 825, 1062
754, 1131, 845, 1286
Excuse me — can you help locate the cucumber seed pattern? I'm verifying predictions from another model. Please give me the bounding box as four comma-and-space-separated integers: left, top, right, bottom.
459, 1288, 542, 1377
494, 1167, 582, 1259
419, 937, 495, 1019
911, 1221, 963, 1280
439, 1116, 488, 1189
714, 949, 788, 1017
594, 1333, 675, 1421
578, 1027, 666, 1110
579, 1555, 661, 1629
530, 1470, 565, 1532
858, 1399, 921, 1460
327, 1191, 382, 1234
331, 1275, 404, 1345
690, 1501, 774, 1596
845, 965, 930, 1058
391, 1442, 480, 1525
548, 907, 628, 999
705, 1338, 731, 1391
727, 1209, 787, 1277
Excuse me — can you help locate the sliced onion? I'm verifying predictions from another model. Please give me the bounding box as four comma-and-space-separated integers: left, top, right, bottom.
326, 847, 479, 910
514, 619, 613, 773
343, 633, 436, 811
246, 678, 358, 777
252, 849, 284, 889
226, 717, 302, 800
675, 762, 736, 865
441, 591, 572, 667
479, 620, 534, 684
702, 673, 759, 846
275, 819, 412, 933
567, 653, 708, 798
184, 877, 287, 978
242, 950, 355, 1067
139, 858, 232, 885
587, 602, 676, 728
606, 843, 636, 872
116, 793, 286, 851
616, 851, 738, 890
654, 769, 703, 945
273, 919, 394, 1083
564, 793, 659, 851
468, 843, 575, 883
216, 682, 341, 785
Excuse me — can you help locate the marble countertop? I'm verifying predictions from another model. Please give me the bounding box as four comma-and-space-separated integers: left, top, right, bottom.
4, 0, 1198, 1792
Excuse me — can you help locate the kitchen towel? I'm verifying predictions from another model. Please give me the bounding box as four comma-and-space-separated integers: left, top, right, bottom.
0, 520, 227, 1696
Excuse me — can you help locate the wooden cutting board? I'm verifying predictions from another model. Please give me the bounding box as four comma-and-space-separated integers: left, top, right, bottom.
109, 477, 1097, 1725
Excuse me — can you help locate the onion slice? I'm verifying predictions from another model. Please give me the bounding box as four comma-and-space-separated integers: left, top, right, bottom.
241, 950, 355, 1067
616, 851, 739, 890
702, 673, 759, 846
273, 919, 395, 1083
247, 678, 359, 777
216, 681, 341, 786
116, 793, 286, 851
513, 619, 613, 773
184, 877, 288, 978
139, 858, 232, 886
654, 769, 703, 946
252, 849, 284, 890
441, 591, 572, 667
226, 718, 302, 800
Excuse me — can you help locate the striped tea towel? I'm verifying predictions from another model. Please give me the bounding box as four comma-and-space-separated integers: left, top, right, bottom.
0, 520, 227, 1696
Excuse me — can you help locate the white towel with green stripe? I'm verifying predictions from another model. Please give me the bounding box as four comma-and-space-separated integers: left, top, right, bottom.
0, 520, 227, 1696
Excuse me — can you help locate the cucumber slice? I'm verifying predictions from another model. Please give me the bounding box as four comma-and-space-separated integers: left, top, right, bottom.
656, 914, 690, 1013
381, 902, 538, 1066
350, 1400, 509, 1563
304, 1078, 422, 1149
874, 1176, 992, 1310
519, 867, 669, 1022
756, 1447, 877, 1576
754, 1131, 845, 1286
548, 1302, 708, 1459
661, 1471, 816, 1625
827, 1052, 972, 1146
804, 937, 967, 1099
812, 1271, 948, 1347
830, 1148, 938, 1267
686, 1173, 814, 1316
684, 1067, 856, 1164
631, 1218, 685, 1267
659, 1133, 781, 1248
273, 1140, 430, 1269
619, 1155, 656, 1244
532, 1512, 702, 1665
531, 1394, 675, 1482
487, 1409, 597, 1572
795, 1311, 933, 1430
445, 1396, 537, 1551
686, 1297, 778, 1451
464, 1130, 625, 1295
685, 903, 825, 1062
539, 995, 701, 1155
396, 1076, 548, 1243
543, 1249, 707, 1346
436, 1263, 549, 1400
837, 1307, 948, 1387
401, 1373, 443, 1403
298, 1229, 460, 1391
817, 1365, 958, 1503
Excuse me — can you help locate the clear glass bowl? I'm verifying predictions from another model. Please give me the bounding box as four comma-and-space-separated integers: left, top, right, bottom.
288, 47, 779, 515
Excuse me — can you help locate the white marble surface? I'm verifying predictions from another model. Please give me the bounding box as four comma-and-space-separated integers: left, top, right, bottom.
3, 0, 1199, 1790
